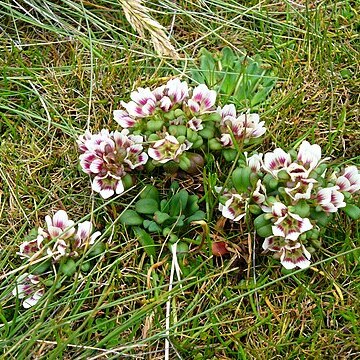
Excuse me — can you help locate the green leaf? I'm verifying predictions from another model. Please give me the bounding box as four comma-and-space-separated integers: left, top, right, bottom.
199, 48, 217, 86
140, 185, 159, 202
88, 242, 106, 256
232, 167, 252, 193
153, 211, 171, 224
60, 259, 77, 277
133, 227, 156, 257
135, 198, 159, 215
119, 210, 144, 226
186, 210, 206, 223
220, 47, 236, 68
256, 224, 273, 238
30, 260, 51, 275
186, 194, 200, 215
170, 190, 189, 217
342, 204, 360, 220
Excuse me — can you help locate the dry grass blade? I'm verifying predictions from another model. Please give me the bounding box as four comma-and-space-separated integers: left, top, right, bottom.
119, 0, 180, 58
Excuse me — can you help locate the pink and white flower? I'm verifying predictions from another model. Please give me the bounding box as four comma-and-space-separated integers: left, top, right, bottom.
297, 140, 323, 173
262, 237, 311, 269
270, 202, 313, 241
121, 87, 156, 118
252, 180, 270, 211
218, 104, 237, 121
336, 166, 360, 194
12, 273, 45, 308
113, 110, 137, 128
219, 112, 265, 147
187, 84, 217, 114
246, 153, 263, 173
316, 186, 346, 213
45, 210, 75, 240
165, 78, 189, 104
219, 194, 248, 221
284, 178, 317, 200
187, 118, 203, 131
18, 228, 47, 259
148, 134, 192, 163
263, 148, 292, 178
78, 129, 148, 199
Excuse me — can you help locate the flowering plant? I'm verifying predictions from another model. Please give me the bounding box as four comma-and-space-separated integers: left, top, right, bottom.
218, 141, 360, 269
13, 210, 103, 308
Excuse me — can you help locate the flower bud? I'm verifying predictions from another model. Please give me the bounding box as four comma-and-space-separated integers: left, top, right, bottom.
178, 155, 191, 172
185, 153, 205, 174
122, 174, 133, 190
248, 204, 262, 215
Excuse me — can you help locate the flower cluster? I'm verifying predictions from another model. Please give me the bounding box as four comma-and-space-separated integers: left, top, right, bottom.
219, 141, 360, 269
13, 210, 102, 308
78, 79, 265, 198
77, 129, 148, 199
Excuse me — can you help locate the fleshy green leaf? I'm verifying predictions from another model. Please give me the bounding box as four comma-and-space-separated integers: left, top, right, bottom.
119, 210, 144, 226
133, 227, 156, 257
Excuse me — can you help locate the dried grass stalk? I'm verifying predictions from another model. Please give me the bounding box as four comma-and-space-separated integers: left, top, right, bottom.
119, 0, 179, 58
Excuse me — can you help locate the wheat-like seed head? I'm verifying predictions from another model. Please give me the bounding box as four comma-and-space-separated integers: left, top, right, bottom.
119, 0, 179, 59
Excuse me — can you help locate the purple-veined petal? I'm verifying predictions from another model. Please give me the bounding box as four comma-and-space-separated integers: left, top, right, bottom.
188, 118, 203, 131
113, 110, 137, 128
187, 99, 200, 113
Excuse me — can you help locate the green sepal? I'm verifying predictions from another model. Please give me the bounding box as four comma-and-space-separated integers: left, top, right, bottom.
178, 155, 191, 172
163, 110, 176, 120
208, 138, 222, 150
186, 128, 199, 143
290, 200, 310, 218
81, 261, 91, 273
254, 213, 271, 229
122, 174, 133, 190
147, 133, 160, 142
191, 137, 204, 149
248, 204, 262, 215
198, 126, 214, 139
